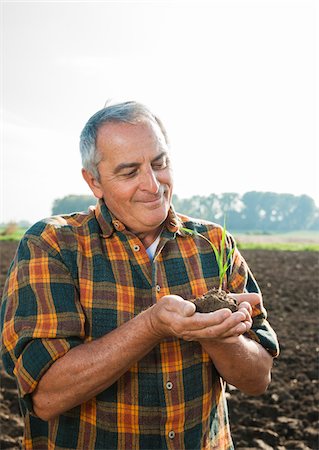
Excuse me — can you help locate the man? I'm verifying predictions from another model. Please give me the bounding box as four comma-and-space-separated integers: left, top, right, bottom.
1, 101, 279, 450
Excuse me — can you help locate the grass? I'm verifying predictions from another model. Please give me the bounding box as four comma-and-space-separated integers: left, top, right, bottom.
235, 230, 319, 251
0, 228, 27, 241
237, 242, 319, 252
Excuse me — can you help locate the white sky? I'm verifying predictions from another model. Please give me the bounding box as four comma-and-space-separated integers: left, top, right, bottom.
1, 0, 318, 224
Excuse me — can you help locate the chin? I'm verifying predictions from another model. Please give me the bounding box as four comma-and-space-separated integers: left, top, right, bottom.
143, 210, 168, 227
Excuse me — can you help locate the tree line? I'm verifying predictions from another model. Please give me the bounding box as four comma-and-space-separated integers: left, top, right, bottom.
52, 191, 319, 232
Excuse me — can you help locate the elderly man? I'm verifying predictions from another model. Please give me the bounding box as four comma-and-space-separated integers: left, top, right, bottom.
1, 101, 279, 450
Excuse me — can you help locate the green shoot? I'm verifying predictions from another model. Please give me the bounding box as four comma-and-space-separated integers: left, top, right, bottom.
181, 219, 235, 292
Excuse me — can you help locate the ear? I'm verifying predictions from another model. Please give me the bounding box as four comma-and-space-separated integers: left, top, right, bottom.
82, 169, 103, 199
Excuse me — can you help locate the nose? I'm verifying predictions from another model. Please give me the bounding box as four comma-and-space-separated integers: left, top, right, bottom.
140, 168, 160, 193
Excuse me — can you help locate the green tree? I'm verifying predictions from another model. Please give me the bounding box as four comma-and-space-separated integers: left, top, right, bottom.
292, 195, 317, 230
52, 195, 96, 215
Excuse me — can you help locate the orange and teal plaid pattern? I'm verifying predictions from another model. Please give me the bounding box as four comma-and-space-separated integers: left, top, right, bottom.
0, 199, 279, 450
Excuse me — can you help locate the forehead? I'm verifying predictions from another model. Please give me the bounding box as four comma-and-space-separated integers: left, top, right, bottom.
96, 120, 167, 158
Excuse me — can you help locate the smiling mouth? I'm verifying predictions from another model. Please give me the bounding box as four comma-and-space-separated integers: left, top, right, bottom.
137, 190, 168, 207
138, 186, 168, 206
141, 195, 163, 203
138, 198, 163, 209
139, 187, 167, 203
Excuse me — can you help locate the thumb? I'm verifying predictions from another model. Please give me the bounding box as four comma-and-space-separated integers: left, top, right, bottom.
182, 300, 196, 317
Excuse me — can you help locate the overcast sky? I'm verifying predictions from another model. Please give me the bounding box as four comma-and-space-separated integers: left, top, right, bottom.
1, 0, 318, 224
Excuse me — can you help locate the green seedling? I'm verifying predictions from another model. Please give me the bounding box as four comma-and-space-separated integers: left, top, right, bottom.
181, 219, 235, 292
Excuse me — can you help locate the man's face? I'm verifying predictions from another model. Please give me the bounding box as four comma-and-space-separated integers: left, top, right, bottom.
84, 120, 173, 237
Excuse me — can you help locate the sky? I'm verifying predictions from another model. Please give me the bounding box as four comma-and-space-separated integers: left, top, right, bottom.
1, 0, 318, 224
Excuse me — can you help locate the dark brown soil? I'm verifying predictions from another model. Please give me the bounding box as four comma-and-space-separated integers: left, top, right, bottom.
190, 287, 238, 313
0, 242, 24, 449
0, 242, 318, 449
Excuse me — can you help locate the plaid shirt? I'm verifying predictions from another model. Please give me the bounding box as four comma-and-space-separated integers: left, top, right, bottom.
1, 199, 279, 450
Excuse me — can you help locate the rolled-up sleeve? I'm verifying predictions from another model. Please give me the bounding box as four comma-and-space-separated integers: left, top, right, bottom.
0, 235, 85, 411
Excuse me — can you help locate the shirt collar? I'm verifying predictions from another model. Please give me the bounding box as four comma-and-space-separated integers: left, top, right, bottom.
94, 198, 183, 238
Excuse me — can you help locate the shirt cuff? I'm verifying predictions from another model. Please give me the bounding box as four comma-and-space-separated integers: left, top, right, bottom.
13, 336, 82, 413
246, 317, 280, 357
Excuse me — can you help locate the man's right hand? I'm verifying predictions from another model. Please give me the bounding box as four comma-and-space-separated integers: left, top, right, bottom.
148, 294, 252, 342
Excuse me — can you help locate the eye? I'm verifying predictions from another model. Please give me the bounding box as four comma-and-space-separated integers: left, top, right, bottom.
122, 170, 138, 178
118, 167, 139, 179
152, 156, 168, 170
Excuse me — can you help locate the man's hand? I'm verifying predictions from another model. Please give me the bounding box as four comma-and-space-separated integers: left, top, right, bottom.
148, 293, 258, 343
227, 291, 264, 341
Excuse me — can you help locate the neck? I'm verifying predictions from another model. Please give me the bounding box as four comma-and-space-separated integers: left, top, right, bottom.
134, 226, 163, 248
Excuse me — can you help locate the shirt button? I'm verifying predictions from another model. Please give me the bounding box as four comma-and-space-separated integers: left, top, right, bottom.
166, 381, 173, 390
156, 285, 161, 293
168, 430, 175, 439
113, 221, 120, 229
133, 244, 140, 252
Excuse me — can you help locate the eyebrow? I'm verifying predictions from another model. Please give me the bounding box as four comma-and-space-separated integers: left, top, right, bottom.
113, 151, 167, 174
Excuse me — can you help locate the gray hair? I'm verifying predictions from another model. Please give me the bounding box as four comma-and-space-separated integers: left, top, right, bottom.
79, 101, 169, 180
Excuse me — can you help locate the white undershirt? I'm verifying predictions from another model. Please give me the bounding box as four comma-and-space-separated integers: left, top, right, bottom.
146, 235, 161, 260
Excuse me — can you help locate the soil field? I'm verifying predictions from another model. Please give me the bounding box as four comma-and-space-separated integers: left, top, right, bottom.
0, 241, 318, 449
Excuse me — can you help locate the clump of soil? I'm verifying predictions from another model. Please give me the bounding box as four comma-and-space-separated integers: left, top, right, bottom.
190, 287, 238, 313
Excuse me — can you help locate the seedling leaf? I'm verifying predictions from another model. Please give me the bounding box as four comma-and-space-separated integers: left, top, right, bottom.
181, 220, 235, 291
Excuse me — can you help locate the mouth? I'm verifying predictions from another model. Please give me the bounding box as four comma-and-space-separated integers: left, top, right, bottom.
137, 190, 168, 209
138, 197, 163, 210
138, 186, 167, 204
141, 195, 163, 204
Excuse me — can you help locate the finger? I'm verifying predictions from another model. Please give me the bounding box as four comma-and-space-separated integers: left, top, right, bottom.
230, 292, 262, 306
182, 321, 231, 340
183, 309, 249, 340
230, 309, 249, 322
182, 301, 196, 317
237, 319, 252, 333
238, 301, 252, 317
218, 314, 252, 337
193, 308, 233, 328
226, 320, 252, 337
159, 295, 195, 316
175, 309, 232, 341
179, 308, 232, 334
